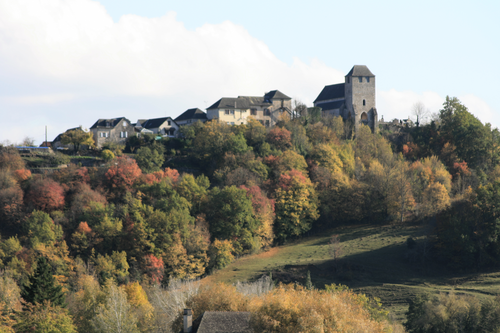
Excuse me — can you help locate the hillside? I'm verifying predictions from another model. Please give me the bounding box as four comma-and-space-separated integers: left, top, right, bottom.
207, 223, 500, 323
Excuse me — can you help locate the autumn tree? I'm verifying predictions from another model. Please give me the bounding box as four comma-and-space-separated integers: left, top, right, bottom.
105, 156, 142, 192
14, 302, 76, 333
61, 127, 94, 153
274, 169, 319, 242
25, 178, 65, 212
266, 127, 292, 151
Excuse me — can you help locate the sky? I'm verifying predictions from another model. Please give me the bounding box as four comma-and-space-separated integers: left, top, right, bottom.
1, 0, 499, 145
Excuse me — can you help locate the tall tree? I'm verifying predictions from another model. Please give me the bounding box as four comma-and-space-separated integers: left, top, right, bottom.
61, 128, 94, 153
21, 256, 66, 307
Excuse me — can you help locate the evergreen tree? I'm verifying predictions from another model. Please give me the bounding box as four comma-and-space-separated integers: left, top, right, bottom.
21, 256, 66, 307
305, 270, 313, 290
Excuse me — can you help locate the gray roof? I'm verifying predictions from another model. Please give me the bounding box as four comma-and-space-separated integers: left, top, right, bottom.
196, 312, 253, 333
175, 108, 208, 122
141, 117, 176, 129
316, 100, 345, 111
207, 90, 290, 110
90, 117, 130, 129
314, 83, 345, 103
346, 65, 375, 77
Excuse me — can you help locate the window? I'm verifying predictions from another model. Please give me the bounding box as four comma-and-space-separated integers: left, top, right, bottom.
225, 110, 230, 115
230, 122, 235, 125
265, 120, 270, 127
120, 131, 128, 138
358, 77, 362, 83
106, 122, 111, 128
258, 120, 264, 125
225, 109, 235, 115
363, 99, 366, 106
100, 132, 109, 138
366, 77, 370, 83
251, 108, 257, 115
264, 108, 270, 116
123, 121, 127, 127
168, 120, 171, 125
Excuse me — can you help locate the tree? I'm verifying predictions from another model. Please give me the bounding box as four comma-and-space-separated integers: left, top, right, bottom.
105, 156, 142, 191
205, 186, 259, 254
61, 128, 94, 153
23, 210, 63, 247
412, 101, 430, 125
92, 282, 139, 333
22, 256, 66, 307
14, 302, 76, 333
274, 170, 319, 242
24, 178, 65, 213
266, 127, 292, 151
134, 144, 165, 173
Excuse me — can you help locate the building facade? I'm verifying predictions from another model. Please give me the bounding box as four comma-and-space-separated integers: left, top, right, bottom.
314, 65, 378, 133
89, 117, 136, 148
206, 90, 292, 127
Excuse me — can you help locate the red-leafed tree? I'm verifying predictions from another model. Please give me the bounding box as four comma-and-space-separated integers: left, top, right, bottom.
143, 254, 164, 283
240, 185, 275, 247
25, 178, 65, 212
267, 127, 292, 151
13, 169, 31, 182
163, 167, 180, 183
105, 156, 142, 190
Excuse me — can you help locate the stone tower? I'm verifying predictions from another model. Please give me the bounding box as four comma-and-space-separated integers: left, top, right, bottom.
344, 65, 378, 133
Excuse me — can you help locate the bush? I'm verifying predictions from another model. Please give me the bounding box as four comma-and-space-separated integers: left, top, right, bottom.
101, 149, 115, 162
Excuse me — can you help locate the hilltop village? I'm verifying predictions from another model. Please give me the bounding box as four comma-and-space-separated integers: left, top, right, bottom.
47, 65, 379, 150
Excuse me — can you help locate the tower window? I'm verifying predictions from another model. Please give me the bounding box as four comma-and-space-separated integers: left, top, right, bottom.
363, 99, 366, 106
358, 77, 362, 83
366, 77, 370, 83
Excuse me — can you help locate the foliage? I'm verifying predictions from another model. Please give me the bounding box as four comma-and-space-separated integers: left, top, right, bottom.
61, 128, 94, 152
405, 293, 500, 333
21, 256, 66, 307
101, 149, 115, 162
25, 178, 65, 212
105, 156, 142, 192
208, 239, 235, 271
14, 302, 76, 333
134, 144, 165, 173
274, 170, 319, 242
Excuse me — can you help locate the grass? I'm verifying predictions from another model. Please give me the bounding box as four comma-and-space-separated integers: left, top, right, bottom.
206, 223, 500, 323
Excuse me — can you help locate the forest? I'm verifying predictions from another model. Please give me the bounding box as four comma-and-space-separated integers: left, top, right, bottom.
2, 96, 500, 332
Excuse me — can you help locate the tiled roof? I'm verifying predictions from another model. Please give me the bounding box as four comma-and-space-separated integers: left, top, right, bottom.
314, 83, 345, 103
208, 90, 290, 110
196, 312, 253, 333
346, 65, 374, 77
175, 108, 207, 122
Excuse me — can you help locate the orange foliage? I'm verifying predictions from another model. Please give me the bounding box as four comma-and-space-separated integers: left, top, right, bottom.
77, 222, 92, 234
143, 254, 164, 284
163, 167, 180, 183
454, 161, 471, 177
105, 156, 142, 189
25, 178, 65, 212
13, 169, 31, 182
277, 169, 308, 191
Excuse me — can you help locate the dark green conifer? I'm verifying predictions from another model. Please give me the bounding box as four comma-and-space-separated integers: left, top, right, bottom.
21, 256, 66, 307
305, 270, 313, 290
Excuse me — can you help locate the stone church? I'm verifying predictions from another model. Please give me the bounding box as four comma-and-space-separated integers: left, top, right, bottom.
314, 65, 378, 133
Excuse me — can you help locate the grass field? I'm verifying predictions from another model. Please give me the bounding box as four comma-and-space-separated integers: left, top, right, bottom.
206, 223, 500, 323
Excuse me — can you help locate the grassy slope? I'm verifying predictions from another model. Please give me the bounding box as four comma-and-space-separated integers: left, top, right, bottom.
205, 224, 500, 323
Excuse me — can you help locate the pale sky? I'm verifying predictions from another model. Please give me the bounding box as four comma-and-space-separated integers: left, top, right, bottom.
1, 0, 499, 145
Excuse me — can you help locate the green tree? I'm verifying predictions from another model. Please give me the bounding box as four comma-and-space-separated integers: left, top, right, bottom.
21, 256, 66, 307
61, 128, 94, 153
205, 186, 259, 254
134, 144, 165, 173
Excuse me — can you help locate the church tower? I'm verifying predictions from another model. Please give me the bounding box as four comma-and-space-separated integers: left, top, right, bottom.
344, 65, 378, 133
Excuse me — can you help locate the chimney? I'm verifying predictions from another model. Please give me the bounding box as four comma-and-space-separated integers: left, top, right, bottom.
183, 309, 193, 333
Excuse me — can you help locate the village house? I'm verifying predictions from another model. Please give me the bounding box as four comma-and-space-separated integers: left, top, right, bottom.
206, 90, 292, 127
138, 117, 179, 137
89, 117, 136, 148
175, 108, 208, 126
181, 309, 253, 333
314, 65, 378, 133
